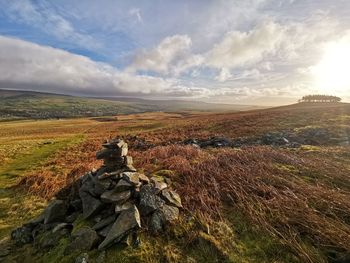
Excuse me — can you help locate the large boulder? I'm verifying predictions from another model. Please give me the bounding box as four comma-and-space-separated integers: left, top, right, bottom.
43, 200, 67, 224
98, 205, 141, 250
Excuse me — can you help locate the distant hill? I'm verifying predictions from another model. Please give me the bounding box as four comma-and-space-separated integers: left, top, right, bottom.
0, 89, 263, 120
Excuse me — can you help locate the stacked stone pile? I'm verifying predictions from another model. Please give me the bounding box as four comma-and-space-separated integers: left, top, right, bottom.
11, 138, 182, 254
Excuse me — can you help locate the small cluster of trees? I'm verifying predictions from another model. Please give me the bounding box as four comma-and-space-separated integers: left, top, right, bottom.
298, 95, 342, 103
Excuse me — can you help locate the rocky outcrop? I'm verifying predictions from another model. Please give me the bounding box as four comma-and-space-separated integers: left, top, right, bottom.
10, 138, 182, 254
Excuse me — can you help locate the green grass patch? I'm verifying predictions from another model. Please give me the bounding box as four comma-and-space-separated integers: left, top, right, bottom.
0, 135, 85, 188
0, 134, 86, 240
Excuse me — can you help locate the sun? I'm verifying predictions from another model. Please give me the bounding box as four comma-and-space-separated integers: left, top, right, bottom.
312, 40, 350, 94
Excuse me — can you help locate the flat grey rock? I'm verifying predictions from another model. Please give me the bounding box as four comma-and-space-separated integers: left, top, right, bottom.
92, 215, 117, 231
115, 201, 134, 214
43, 200, 67, 224
100, 190, 131, 204
121, 172, 140, 185
139, 185, 164, 215
65, 227, 99, 254
114, 179, 133, 192
161, 190, 182, 208
79, 190, 104, 219
98, 205, 141, 250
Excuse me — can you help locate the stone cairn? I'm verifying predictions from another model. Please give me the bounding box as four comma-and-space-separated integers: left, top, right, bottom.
11, 138, 182, 254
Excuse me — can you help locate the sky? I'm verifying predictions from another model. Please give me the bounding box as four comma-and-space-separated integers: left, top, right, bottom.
0, 0, 350, 105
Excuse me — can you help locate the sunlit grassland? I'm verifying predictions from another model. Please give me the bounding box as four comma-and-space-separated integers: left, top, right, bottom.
0, 119, 97, 239
2, 107, 350, 262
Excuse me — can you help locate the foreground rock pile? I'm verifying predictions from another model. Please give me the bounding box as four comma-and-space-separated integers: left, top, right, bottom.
11, 139, 182, 254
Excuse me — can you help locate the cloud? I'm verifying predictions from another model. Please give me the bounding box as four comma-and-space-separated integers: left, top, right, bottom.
215, 68, 232, 82
0, 36, 184, 96
205, 21, 285, 70
1, 0, 100, 50
128, 35, 192, 74
129, 8, 143, 23
128, 21, 285, 82
0, 35, 228, 99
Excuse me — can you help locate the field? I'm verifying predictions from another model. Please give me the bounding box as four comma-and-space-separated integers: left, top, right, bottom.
0, 89, 260, 120
1, 103, 350, 262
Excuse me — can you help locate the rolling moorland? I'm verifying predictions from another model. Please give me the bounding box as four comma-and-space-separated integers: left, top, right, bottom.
0, 89, 261, 120
1, 102, 350, 262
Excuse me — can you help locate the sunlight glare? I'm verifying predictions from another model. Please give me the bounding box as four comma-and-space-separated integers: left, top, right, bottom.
312, 41, 350, 94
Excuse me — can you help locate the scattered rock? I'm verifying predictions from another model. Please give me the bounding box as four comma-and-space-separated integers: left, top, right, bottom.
98, 205, 141, 250
11, 226, 33, 245
184, 137, 233, 148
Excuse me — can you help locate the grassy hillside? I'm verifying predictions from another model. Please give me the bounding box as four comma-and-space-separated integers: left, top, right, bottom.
0, 89, 260, 120
1, 103, 350, 262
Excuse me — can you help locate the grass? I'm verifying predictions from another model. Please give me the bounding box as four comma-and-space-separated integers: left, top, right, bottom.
1, 105, 350, 262
0, 135, 85, 240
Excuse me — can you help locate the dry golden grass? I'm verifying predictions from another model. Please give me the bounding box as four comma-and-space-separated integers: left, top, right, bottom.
2, 105, 350, 261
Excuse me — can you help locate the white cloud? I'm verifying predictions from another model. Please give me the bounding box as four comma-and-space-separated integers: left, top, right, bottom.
215, 68, 232, 82
129, 35, 192, 74
2, 0, 100, 50
0, 36, 194, 96
129, 8, 143, 23
205, 21, 285, 70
